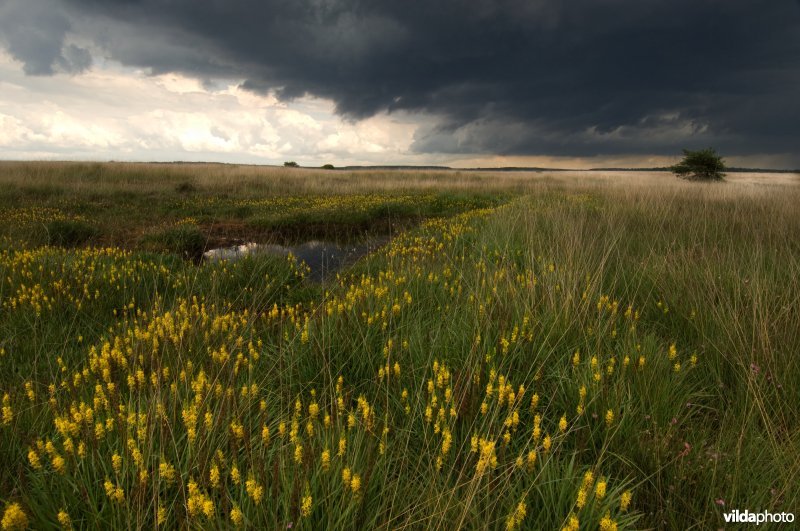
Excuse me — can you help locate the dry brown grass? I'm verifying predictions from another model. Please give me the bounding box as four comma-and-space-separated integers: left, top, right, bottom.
0, 161, 796, 197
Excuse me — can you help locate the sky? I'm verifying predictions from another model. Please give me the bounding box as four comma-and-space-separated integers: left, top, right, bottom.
0, 0, 798, 169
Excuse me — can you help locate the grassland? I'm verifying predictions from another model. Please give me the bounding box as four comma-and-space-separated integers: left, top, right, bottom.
0, 162, 798, 530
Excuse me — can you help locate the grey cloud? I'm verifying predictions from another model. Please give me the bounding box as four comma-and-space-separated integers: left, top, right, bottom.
0, 0, 91, 74
4, 0, 800, 161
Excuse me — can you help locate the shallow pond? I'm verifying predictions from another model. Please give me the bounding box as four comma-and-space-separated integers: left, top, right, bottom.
203, 238, 388, 281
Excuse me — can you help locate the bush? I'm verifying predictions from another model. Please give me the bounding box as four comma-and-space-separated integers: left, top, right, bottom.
45, 219, 98, 247
284, 161, 300, 168
671, 148, 726, 181
322, 164, 335, 170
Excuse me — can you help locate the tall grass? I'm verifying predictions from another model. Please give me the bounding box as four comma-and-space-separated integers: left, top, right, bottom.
0, 165, 798, 529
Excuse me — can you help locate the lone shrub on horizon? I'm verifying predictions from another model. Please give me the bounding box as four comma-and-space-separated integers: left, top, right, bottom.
671, 148, 726, 181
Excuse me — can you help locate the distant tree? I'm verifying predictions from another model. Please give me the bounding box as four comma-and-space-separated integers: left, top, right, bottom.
671, 148, 726, 181
283, 161, 299, 168
322, 164, 335, 170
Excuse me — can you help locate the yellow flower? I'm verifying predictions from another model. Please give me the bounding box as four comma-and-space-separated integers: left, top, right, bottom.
526, 450, 537, 471
576, 487, 587, 509
294, 443, 303, 464
342, 467, 351, 486
57, 509, 72, 530
559, 414, 568, 433
1, 503, 28, 530
1, 394, 13, 425
542, 435, 552, 453
246, 478, 264, 504
605, 409, 614, 426
321, 449, 331, 471
599, 513, 617, 531
595, 478, 607, 499
112, 453, 122, 473
620, 490, 632, 511
208, 464, 220, 489
230, 504, 244, 527
351, 474, 362, 496
561, 514, 579, 531
160, 461, 176, 485
301, 494, 312, 517
27, 448, 41, 470
529, 393, 539, 411
52, 454, 66, 474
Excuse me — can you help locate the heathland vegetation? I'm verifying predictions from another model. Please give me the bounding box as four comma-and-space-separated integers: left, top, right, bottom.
0, 162, 798, 529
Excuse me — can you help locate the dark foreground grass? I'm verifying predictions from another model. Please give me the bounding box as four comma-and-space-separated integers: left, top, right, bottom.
0, 167, 798, 529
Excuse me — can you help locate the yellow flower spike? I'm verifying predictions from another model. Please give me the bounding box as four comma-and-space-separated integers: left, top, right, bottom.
342, 467, 352, 486
529, 393, 539, 412
559, 414, 568, 433
576, 487, 587, 509
605, 409, 615, 426
561, 513, 580, 531
27, 448, 41, 470
620, 490, 633, 511
209, 464, 220, 488
1, 394, 13, 425
350, 474, 362, 496
1, 503, 28, 530
245, 478, 264, 504
526, 450, 537, 471
294, 443, 303, 464
112, 453, 122, 473
595, 478, 607, 499
542, 434, 552, 452
599, 512, 617, 531
321, 449, 331, 471
301, 493, 313, 517
230, 504, 244, 527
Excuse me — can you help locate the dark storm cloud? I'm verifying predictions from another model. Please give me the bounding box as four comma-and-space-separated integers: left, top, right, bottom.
0, 0, 91, 74
4, 0, 800, 159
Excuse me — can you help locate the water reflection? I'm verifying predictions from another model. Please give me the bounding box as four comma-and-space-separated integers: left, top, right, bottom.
203, 238, 387, 281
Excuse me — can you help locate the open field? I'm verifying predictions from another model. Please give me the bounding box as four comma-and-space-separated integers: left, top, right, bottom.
1, 162, 799, 529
